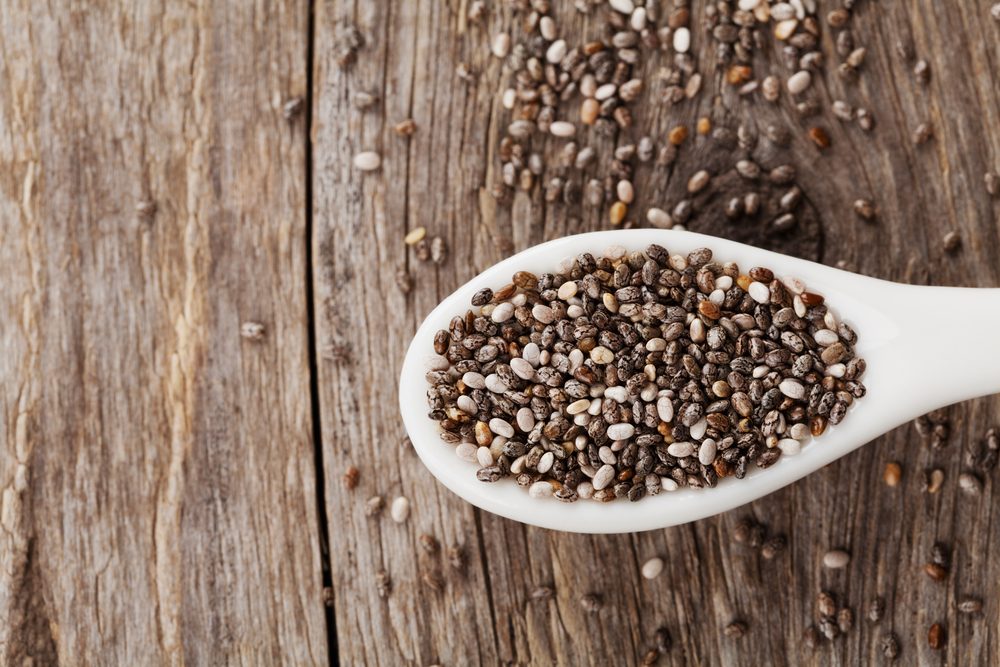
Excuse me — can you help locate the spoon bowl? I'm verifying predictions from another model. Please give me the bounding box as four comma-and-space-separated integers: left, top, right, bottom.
399, 230, 1000, 533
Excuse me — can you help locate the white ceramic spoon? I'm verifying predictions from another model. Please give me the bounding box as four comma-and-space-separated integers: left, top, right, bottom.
398, 229, 1000, 533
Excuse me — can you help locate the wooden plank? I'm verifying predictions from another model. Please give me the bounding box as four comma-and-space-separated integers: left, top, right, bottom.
327, 0, 1000, 664
312, 0, 504, 664
0, 2, 328, 664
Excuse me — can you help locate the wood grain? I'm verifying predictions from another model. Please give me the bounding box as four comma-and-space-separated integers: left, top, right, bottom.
0, 2, 327, 664
2, 0, 998, 664
314, 0, 1000, 665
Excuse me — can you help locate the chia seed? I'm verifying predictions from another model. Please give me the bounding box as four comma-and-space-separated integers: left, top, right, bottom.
423, 245, 866, 502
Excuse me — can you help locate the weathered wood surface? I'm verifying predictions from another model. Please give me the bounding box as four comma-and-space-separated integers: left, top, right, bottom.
0, 2, 328, 665
315, 1, 1000, 666
3, 0, 1000, 665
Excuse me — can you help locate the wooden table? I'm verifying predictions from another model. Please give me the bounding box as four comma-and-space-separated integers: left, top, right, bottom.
2, 1, 998, 664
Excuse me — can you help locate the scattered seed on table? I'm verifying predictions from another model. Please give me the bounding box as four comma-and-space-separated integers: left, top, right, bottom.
976, 428, 1000, 472
726, 65, 752, 85
396, 266, 413, 294
924, 468, 944, 494
404, 226, 427, 245
668, 125, 689, 145
136, 199, 157, 220
733, 518, 754, 544
352, 90, 378, 110
857, 108, 874, 131
491, 32, 510, 58
580, 593, 603, 613
883, 462, 902, 487
957, 598, 983, 614
765, 123, 792, 146
539, 15, 556, 40
617, 180, 635, 204
637, 137, 655, 162
959, 471, 982, 494
375, 569, 391, 598
928, 623, 945, 650
282, 97, 305, 119
931, 430, 950, 450
773, 18, 797, 40
762, 76, 780, 102
724, 197, 743, 219
455, 61, 475, 82
390, 496, 410, 523
642, 557, 665, 579
688, 170, 711, 193
467, 0, 488, 23
817, 590, 837, 617
915, 415, 931, 437
770, 164, 797, 184
640, 649, 658, 666
993, 3, 1000, 21
647, 208, 673, 228
655, 627, 672, 653
365, 495, 383, 517
823, 549, 851, 569
837, 607, 854, 635
880, 633, 900, 659
913, 59, 930, 85
819, 617, 839, 640
550, 121, 576, 138
787, 70, 812, 94
724, 621, 747, 639
673, 27, 691, 53
353, 151, 381, 171
697, 117, 711, 135
394, 118, 416, 136
924, 562, 948, 582
334, 24, 363, 67
772, 213, 797, 232
610, 201, 628, 225
867, 597, 884, 623
828, 8, 850, 27
853, 199, 876, 221
779, 187, 802, 211
846, 47, 867, 68
240, 321, 265, 341
985, 171, 1000, 197
430, 236, 448, 264
761, 535, 787, 560
943, 231, 962, 253
797, 99, 821, 117
932, 542, 951, 568
808, 127, 831, 149
832, 100, 854, 121
419, 533, 439, 554
343, 465, 360, 490
736, 159, 760, 180
912, 123, 933, 145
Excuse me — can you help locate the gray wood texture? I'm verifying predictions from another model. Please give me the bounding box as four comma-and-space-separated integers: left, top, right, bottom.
2, 0, 999, 664
0, 2, 327, 664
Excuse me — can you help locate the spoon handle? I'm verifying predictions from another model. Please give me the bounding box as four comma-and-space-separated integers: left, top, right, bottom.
878, 284, 1000, 416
